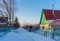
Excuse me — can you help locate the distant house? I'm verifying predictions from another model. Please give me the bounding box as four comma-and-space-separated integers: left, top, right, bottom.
0, 17, 8, 28
40, 9, 60, 30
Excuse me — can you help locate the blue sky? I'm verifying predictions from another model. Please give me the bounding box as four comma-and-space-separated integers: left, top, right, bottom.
15, 0, 60, 25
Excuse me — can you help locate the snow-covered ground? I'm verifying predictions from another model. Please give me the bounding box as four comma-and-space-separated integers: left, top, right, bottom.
0, 28, 58, 41
0, 32, 55, 41
0, 32, 4, 37
33, 30, 44, 35
17, 28, 28, 34
0, 32, 7, 38
54, 36, 60, 41
32, 30, 60, 41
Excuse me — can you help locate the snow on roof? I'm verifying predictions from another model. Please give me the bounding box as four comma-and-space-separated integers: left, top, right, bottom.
48, 20, 55, 22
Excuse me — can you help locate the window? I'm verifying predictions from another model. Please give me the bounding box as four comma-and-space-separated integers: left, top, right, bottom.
42, 26, 45, 30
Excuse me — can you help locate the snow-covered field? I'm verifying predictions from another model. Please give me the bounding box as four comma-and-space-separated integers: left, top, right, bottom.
32, 30, 60, 41
54, 36, 60, 41
0, 28, 58, 41
0, 32, 4, 37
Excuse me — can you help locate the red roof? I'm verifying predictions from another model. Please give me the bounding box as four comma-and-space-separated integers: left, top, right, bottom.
43, 9, 60, 20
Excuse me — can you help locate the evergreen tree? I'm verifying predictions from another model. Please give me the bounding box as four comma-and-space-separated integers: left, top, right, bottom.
14, 17, 20, 28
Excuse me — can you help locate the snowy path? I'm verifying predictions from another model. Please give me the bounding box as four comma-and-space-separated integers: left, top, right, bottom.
0, 28, 55, 41
54, 36, 60, 41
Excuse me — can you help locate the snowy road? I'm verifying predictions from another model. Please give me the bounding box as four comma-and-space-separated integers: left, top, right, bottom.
0, 28, 56, 41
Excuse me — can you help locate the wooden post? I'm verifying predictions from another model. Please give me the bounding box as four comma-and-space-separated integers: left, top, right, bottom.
51, 25, 54, 39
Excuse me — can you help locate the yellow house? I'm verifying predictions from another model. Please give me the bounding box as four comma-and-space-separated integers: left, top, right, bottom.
40, 9, 50, 30
39, 9, 60, 30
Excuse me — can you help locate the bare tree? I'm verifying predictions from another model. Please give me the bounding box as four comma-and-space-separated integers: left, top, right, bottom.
0, 0, 15, 27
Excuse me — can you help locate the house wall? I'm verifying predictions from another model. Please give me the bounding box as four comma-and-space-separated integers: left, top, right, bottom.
40, 24, 51, 31
40, 12, 50, 31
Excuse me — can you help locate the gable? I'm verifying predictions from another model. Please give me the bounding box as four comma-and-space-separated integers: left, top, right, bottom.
40, 12, 50, 24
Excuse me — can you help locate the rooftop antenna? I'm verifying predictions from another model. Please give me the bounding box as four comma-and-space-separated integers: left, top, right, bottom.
52, 4, 54, 15
52, 0, 57, 20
